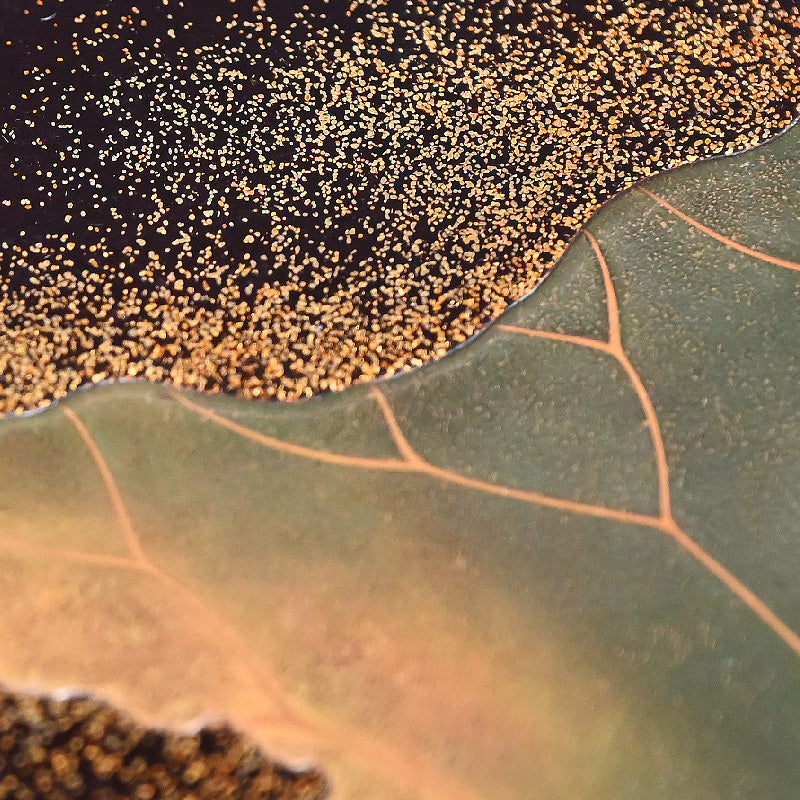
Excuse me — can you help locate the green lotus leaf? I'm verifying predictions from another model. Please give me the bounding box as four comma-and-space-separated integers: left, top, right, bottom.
0, 123, 798, 799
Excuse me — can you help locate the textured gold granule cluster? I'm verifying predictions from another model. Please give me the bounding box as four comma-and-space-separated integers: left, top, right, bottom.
0, 690, 327, 799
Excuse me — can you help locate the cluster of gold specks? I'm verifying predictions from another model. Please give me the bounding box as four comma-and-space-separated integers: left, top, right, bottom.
1, 0, 799, 414
0, 689, 327, 800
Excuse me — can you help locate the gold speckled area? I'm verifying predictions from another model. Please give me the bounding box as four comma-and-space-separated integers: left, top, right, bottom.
0, 0, 799, 415
0, 690, 327, 799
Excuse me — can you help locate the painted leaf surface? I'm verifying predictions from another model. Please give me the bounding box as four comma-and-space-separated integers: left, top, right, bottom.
1, 123, 799, 799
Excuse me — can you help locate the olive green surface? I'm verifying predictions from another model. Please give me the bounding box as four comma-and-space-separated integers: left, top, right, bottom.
0, 124, 798, 799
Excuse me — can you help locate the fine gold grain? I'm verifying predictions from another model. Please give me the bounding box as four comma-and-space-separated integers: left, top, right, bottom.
1, 0, 799, 414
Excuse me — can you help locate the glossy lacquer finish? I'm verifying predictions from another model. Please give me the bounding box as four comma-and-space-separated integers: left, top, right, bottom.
0, 124, 799, 798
